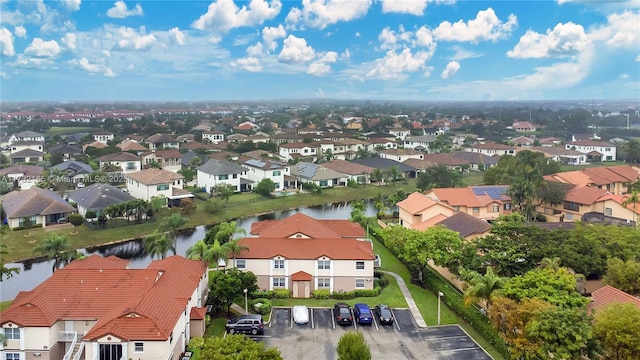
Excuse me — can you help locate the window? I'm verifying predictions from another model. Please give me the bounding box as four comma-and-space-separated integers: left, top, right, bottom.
274, 259, 285, 269
493, 205, 499, 212
563, 201, 579, 212
566, 213, 574, 220
156, 184, 169, 191
134, 342, 144, 352
318, 260, 330, 270
273, 277, 285, 287
5, 353, 19, 360
169, 332, 173, 343
273, 171, 281, 176
317, 278, 330, 288
126, 162, 137, 170
605, 207, 612, 216
355, 279, 365, 289
236, 259, 246, 269
4, 328, 19, 340
472, 207, 480, 213
356, 261, 365, 270
452, 206, 459, 212
319, 180, 328, 187
232, 174, 237, 179
504, 203, 511, 210
219, 174, 229, 180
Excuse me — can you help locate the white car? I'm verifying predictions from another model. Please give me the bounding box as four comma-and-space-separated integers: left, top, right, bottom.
293, 305, 309, 325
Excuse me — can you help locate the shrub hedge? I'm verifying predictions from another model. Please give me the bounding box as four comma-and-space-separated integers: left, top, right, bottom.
312, 289, 330, 299
272, 289, 291, 299
250, 290, 273, 299
251, 298, 272, 315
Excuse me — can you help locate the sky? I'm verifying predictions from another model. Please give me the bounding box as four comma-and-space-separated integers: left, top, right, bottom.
0, 0, 639, 102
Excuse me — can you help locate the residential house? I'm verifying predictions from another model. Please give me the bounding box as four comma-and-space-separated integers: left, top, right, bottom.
535, 184, 612, 222
335, 138, 369, 160
99, 152, 142, 174
424, 186, 511, 221
291, 162, 348, 188
83, 141, 107, 152
176, 134, 195, 143
242, 158, 289, 191
403, 134, 437, 152
396, 192, 455, 229
450, 151, 499, 170
68, 183, 136, 217
145, 133, 179, 150
1, 187, 76, 228
93, 131, 114, 144
466, 142, 516, 156
48, 143, 82, 160
350, 157, 417, 179
512, 121, 541, 132
142, 149, 182, 173
543, 165, 640, 195
196, 159, 249, 193
126, 168, 192, 207
117, 139, 148, 153
524, 146, 586, 165
510, 136, 535, 147
0, 165, 44, 190
8, 130, 45, 145
226, 133, 250, 143
202, 131, 225, 144
230, 213, 375, 297
565, 140, 617, 161
378, 149, 424, 162
588, 285, 640, 312
389, 128, 411, 140
433, 212, 491, 240
402, 154, 470, 173
0, 255, 209, 360
279, 142, 319, 163
9, 141, 44, 164
51, 160, 93, 183
322, 159, 373, 185
365, 137, 397, 151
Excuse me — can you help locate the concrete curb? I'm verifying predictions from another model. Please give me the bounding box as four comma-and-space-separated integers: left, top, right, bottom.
379, 270, 428, 328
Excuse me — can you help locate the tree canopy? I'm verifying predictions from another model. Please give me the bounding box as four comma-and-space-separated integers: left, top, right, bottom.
199, 334, 282, 360
593, 302, 640, 360
501, 267, 589, 309
209, 268, 258, 315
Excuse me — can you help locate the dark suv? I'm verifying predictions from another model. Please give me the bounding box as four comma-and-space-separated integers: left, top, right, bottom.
226, 315, 264, 335
334, 303, 353, 326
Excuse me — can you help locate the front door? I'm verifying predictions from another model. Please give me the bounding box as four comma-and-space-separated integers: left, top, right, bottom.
99, 344, 122, 360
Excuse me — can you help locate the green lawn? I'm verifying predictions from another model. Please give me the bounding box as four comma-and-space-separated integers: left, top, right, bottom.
461, 172, 485, 186
1, 300, 12, 311
205, 317, 228, 337
45, 126, 97, 136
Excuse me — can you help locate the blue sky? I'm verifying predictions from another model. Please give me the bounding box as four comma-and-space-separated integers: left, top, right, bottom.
1, 0, 639, 102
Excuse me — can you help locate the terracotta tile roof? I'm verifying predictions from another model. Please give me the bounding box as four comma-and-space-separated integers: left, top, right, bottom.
190, 307, 207, 320
589, 285, 640, 312
125, 168, 184, 185
469, 142, 516, 150
236, 237, 375, 260
151, 149, 182, 159
607, 165, 640, 181
117, 140, 148, 152
397, 192, 442, 214
564, 186, 610, 205
63, 254, 131, 270
429, 188, 497, 207
0, 164, 44, 177
436, 212, 491, 238
322, 159, 374, 175
146, 133, 177, 143
99, 152, 140, 162
250, 213, 364, 238
544, 171, 594, 187
291, 271, 313, 281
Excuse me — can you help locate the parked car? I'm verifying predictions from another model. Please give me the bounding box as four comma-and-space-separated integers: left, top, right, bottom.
293, 305, 309, 325
334, 303, 353, 326
226, 314, 264, 335
353, 303, 373, 325
375, 304, 394, 325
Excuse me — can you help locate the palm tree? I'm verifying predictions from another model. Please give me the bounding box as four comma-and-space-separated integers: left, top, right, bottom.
144, 231, 176, 260
374, 200, 388, 219
33, 233, 73, 272
370, 168, 384, 186
159, 212, 187, 246
623, 191, 640, 224
186, 240, 210, 260
539, 257, 562, 271
622, 138, 640, 163
463, 267, 505, 310
386, 165, 402, 185
213, 221, 246, 244
201, 239, 248, 269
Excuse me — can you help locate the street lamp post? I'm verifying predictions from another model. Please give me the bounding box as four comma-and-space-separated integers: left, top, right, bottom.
243, 288, 248, 315
437, 291, 444, 326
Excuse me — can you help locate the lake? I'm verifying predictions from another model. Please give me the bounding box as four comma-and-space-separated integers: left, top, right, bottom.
1, 201, 377, 301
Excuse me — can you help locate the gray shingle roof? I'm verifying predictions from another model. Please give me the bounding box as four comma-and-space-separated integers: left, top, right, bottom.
10, 149, 44, 157
51, 160, 93, 177
48, 143, 82, 154
197, 159, 247, 175
350, 157, 416, 172
1, 188, 76, 218
292, 162, 347, 181
12, 130, 45, 138
436, 212, 491, 238
68, 183, 136, 211
99, 152, 140, 162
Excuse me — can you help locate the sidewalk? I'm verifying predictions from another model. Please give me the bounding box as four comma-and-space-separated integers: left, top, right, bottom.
380, 270, 428, 328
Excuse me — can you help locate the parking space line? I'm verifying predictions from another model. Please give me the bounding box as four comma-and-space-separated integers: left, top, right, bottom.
352, 309, 357, 330
310, 308, 314, 329
290, 308, 293, 329
391, 309, 401, 331
372, 312, 379, 330
331, 308, 336, 330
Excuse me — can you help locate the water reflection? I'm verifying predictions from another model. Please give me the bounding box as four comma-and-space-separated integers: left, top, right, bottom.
1, 201, 376, 301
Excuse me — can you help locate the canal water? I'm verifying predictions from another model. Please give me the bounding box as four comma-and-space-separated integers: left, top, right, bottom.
1, 202, 376, 301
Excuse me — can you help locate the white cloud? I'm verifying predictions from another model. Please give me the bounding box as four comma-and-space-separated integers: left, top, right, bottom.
315, 88, 325, 98
341, 48, 351, 60
590, 10, 640, 49
636, 54, 640, 61
109, 25, 156, 51
168, 27, 185, 45
246, 42, 264, 56
24, 37, 62, 57
414, 26, 434, 47
102, 49, 112, 58
507, 22, 588, 59
433, 8, 517, 43
104, 68, 117, 77
13, 55, 55, 69
231, 56, 263, 72
285, 0, 372, 30
441, 60, 460, 79
307, 62, 331, 75
14, 25, 26, 38
366, 47, 432, 80
61, 32, 76, 51
278, 35, 315, 64
355, 32, 361, 37
75, 57, 103, 72
379, 27, 398, 50
380, 0, 428, 16
61, 0, 81, 12
262, 24, 286, 51
208, 35, 222, 44
191, 0, 281, 32
450, 45, 482, 61
0, 71, 7, 79
106, 1, 144, 19
0, 27, 15, 56
619, 73, 629, 79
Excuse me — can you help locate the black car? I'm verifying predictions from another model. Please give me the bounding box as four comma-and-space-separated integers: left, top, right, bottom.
334, 303, 353, 326
226, 314, 264, 335
375, 304, 394, 325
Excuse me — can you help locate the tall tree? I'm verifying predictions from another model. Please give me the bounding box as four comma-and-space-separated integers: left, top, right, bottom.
33, 233, 73, 272
0, 242, 19, 281
622, 191, 639, 224
385, 165, 402, 185
159, 212, 187, 246
144, 231, 176, 260
212, 183, 236, 203
622, 138, 640, 163
370, 168, 384, 186
593, 302, 640, 360
209, 267, 257, 315
603, 258, 640, 295
462, 267, 506, 310
501, 267, 590, 309
199, 334, 282, 360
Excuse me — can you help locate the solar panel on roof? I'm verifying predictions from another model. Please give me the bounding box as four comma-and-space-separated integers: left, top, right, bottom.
471, 186, 508, 200
246, 159, 266, 167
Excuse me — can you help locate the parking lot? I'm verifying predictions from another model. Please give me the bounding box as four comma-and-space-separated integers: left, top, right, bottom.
258, 306, 492, 360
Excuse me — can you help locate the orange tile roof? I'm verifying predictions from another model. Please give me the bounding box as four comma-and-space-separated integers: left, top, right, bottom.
0, 256, 207, 342
291, 271, 313, 281
236, 237, 375, 260
564, 186, 610, 205
125, 168, 184, 185
397, 192, 443, 214
190, 307, 207, 320
412, 214, 448, 231
250, 213, 364, 238
589, 285, 640, 312
429, 188, 496, 207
